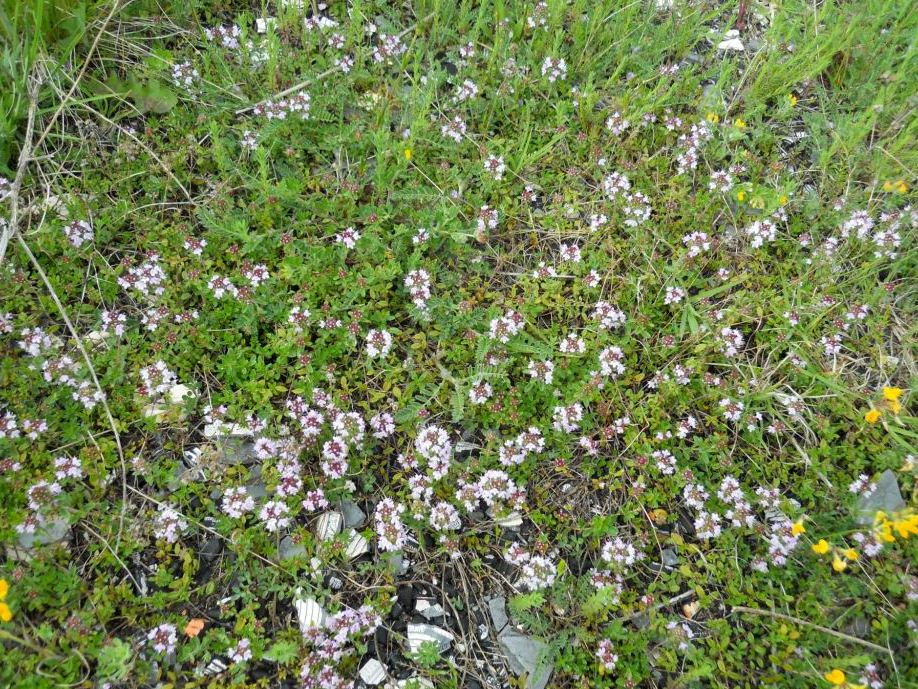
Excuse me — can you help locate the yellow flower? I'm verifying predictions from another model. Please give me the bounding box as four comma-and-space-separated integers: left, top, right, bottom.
779, 194, 788, 205
843, 548, 859, 561
832, 555, 847, 572
882, 180, 895, 192
734, 118, 746, 129
874, 509, 918, 542
791, 519, 806, 536
895, 180, 908, 193
736, 190, 746, 202
864, 409, 881, 424
788, 94, 798, 107
893, 512, 918, 539
883, 387, 902, 401
875, 516, 896, 543
824, 669, 846, 686
881, 388, 903, 414
811, 539, 830, 554
706, 112, 720, 124
0, 579, 10, 623
403, 147, 412, 161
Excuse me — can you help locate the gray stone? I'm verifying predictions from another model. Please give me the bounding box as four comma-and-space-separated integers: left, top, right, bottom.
406, 623, 454, 653
18, 517, 69, 548
167, 459, 204, 489
857, 469, 905, 524
497, 628, 553, 689
294, 596, 326, 634
210, 436, 257, 465
487, 594, 553, 688
10, 518, 71, 560
201, 658, 228, 676
316, 511, 344, 541
339, 501, 367, 528
487, 595, 509, 631
344, 530, 370, 559
255, 17, 276, 34
396, 679, 434, 689
279, 536, 306, 560
245, 480, 268, 500
384, 552, 410, 576
661, 548, 679, 567
416, 599, 446, 620
488, 508, 523, 528
843, 616, 870, 639
717, 30, 745, 51
358, 658, 386, 685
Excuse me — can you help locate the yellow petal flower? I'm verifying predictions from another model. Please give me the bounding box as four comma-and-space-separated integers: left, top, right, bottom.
791, 519, 806, 536
811, 539, 830, 554
895, 180, 908, 193
888, 399, 901, 415
876, 521, 896, 543
403, 147, 412, 161
843, 548, 859, 561
883, 387, 902, 401
824, 669, 846, 686
0, 602, 11, 623
787, 94, 798, 107
706, 112, 720, 124
893, 513, 918, 539
882, 181, 895, 192
734, 118, 746, 128
864, 409, 881, 424
737, 190, 746, 202
832, 556, 847, 572
0, 579, 7, 599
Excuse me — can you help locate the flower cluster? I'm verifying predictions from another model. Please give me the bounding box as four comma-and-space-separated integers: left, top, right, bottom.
541, 57, 567, 82
118, 253, 168, 298
372, 33, 406, 64
153, 505, 188, 543
171, 61, 199, 88
366, 329, 393, 358
595, 639, 618, 672
139, 360, 177, 397
222, 486, 256, 519
504, 544, 558, 590
373, 497, 407, 551
259, 500, 290, 533
204, 24, 241, 49
147, 623, 178, 655
62, 219, 93, 247
253, 92, 311, 120
404, 269, 432, 310
414, 424, 453, 478
489, 309, 525, 343
299, 603, 381, 689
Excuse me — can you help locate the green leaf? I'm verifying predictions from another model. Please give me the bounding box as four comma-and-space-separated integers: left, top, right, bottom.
129, 78, 177, 114
264, 639, 299, 664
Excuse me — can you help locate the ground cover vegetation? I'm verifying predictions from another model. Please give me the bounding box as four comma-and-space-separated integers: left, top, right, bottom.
0, 0, 916, 687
